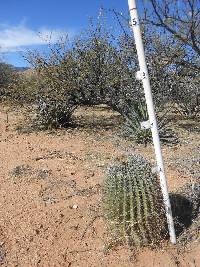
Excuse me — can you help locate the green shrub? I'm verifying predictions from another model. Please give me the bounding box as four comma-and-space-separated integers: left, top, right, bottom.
103, 155, 167, 246
171, 75, 200, 118
0, 62, 38, 105
24, 16, 197, 134
0, 62, 19, 100
27, 47, 79, 128
35, 87, 77, 129
25, 22, 139, 130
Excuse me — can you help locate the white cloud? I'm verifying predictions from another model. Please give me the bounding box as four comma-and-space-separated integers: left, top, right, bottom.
0, 22, 73, 53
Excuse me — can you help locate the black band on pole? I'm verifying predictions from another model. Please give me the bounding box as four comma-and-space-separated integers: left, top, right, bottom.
129, 8, 137, 11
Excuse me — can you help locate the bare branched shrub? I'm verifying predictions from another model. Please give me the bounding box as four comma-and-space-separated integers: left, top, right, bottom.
144, 0, 200, 72
142, 1, 200, 118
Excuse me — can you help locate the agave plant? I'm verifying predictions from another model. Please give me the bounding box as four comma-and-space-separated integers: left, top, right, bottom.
123, 101, 178, 145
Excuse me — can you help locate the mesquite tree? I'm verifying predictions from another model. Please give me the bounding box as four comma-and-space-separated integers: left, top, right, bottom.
143, 0, 200, 72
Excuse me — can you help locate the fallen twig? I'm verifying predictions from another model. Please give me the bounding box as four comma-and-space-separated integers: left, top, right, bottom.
80, 215, 102, 240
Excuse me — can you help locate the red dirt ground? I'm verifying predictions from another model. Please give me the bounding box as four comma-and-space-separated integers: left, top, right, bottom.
0, 105, 199, 267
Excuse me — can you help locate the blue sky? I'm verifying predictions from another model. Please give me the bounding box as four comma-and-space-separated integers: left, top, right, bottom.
0, 0, 145, 67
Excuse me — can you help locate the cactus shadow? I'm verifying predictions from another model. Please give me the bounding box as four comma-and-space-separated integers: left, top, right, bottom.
170, 193, 195, 236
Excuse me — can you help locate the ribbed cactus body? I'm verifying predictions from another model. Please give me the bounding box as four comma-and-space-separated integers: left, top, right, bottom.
103, 155, 167, 246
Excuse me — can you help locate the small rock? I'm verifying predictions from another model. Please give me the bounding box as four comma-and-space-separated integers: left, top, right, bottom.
35, 156, 44, 161
72, 204, 78, 209
35, 229, 40, 235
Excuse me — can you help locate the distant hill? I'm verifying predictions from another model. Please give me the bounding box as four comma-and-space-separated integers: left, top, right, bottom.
14, 66, 30, 72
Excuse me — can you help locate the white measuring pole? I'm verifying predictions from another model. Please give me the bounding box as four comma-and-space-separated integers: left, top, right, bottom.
127, 0, 176, 244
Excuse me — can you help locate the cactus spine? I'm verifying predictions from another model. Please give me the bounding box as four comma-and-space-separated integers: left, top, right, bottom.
103, 155, 167, 246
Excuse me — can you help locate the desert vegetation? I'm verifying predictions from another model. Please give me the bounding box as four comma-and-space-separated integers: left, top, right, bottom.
103, 155, 167, 246
0, 1, 199, 266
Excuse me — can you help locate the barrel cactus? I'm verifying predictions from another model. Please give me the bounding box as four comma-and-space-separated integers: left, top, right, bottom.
103, 155, 167, 246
